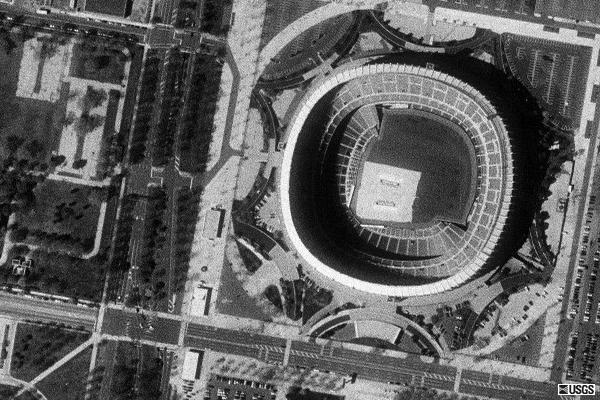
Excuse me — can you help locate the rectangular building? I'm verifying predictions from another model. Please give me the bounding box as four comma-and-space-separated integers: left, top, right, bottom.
83, 0, 130, 18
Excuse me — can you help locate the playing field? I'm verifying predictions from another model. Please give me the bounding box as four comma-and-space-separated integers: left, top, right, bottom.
354, 162, 421, 223
361, 108, 476, 224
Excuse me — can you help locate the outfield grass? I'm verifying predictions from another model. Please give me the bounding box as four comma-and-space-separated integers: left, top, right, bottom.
36, 346, 92, 400
11, 322, 90, 382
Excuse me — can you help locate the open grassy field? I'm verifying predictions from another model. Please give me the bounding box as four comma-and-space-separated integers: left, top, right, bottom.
0, 383, 19, 398
0, 245, 107, 300
27, 248, 107, 300
0, 39, 66, 165
11, 321, 90, 382
70, 42, 128, 85
15, 179, 105, 253
36, 346, 92, 400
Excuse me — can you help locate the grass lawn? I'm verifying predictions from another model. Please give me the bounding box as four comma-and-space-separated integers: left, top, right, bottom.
490, 313, 545, 366
215, 258, 273, 321
0, 246, 106, 301
26, 248, 107, 300
103, 342, 163, 400
15, 179, 105, 253
0, 383, 19, 397
11, 321, 90, 382
0, 40, 66, 165
70, 42, 128, 85
15, 391, 40, 400
36, 346, 92, 400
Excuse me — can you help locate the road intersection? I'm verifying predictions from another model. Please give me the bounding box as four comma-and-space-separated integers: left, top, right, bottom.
0, 290, 559, 399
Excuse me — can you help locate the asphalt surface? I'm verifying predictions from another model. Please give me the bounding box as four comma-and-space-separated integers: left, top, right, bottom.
0, 291, 97, 329
0, 4, 146, 40
0, 291, 560, 399
101, 307, 181, 345
185, 323, 287, 364
551, 77, 600, 383
184, 323, 558, 400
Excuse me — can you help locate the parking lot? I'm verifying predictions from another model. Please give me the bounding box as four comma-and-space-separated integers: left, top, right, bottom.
561, 162, 600, 382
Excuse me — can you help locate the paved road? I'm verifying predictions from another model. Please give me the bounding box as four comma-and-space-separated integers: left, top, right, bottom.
185, 323, 287, 364
0, 292, 558, 400
0, 4, 146, 40
183, 322, 557, 400
0, 292, 97, 329
551, 74, 600, 383
101, 307, 181, 345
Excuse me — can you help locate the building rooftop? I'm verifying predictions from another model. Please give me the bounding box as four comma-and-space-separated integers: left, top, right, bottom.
83, 0, 130, 18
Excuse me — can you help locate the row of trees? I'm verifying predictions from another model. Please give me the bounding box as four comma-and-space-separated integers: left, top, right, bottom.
200, 0, 231, 35
0, 167, 41, 226
152, 49, 189, 167
174, 0, 199, 29
171, 187, 202, 293
138, 187, 168, 283
129, 52, 162, 164
178, 55, 222, 173
111, 355, 163, 400
11, 226, 94, 255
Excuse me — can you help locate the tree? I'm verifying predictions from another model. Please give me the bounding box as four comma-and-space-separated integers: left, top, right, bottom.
50, 155, 66, 167
6, 135, 24, 153
74, 113, 104, 137
82, 87, 107, 111
25, 140, 44, 159
11, 226, 28, 242
72, 159, 87, 169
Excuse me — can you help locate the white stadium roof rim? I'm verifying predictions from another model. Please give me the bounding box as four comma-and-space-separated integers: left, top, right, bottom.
280, 62, 514, 297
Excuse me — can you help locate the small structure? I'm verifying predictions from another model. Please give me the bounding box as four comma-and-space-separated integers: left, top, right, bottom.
182, 350, 203, 381
11, 258, 32, 277
203, 208, 226, 240
190, 286, 212, 317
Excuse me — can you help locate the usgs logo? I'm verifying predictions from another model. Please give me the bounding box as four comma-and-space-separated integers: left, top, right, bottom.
557, 383, 596, 396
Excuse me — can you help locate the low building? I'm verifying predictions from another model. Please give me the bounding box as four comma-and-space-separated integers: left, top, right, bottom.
83, 0, 131, 18
190, 286, 212, 317
182, 350, 203, 381
203, 208, 226, 240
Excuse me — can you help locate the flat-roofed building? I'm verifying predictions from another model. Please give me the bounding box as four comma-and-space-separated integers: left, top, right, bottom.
190, 286, 212, 317
83, 0, 131, 18
182, 350, 203, 381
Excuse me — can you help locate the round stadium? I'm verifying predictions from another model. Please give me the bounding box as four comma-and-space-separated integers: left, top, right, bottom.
279, 57, 534, 298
